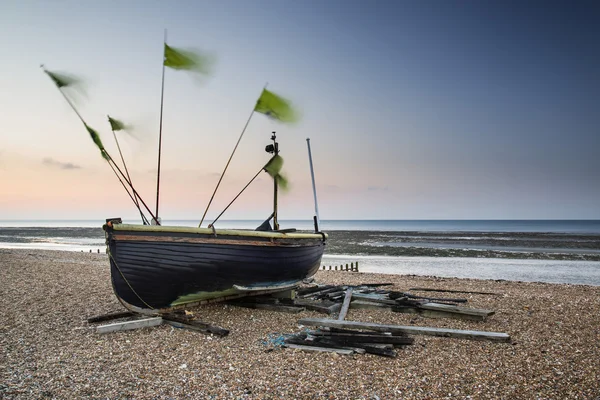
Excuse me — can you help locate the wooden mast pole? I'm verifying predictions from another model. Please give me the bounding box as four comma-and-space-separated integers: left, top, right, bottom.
272, 132, 279, 230
154, 29, 167, 225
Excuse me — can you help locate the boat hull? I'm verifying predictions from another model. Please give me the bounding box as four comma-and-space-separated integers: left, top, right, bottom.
104, 223, 326, 312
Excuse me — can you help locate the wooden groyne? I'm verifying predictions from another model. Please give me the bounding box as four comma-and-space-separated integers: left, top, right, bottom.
321, 262, 359, 272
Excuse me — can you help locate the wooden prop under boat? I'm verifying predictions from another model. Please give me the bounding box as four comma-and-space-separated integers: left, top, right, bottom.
104, 219, 327, 314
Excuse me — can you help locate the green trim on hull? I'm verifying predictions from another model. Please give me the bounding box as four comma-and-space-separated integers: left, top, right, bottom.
108, 223, 327, 240
171, 288, 240, 306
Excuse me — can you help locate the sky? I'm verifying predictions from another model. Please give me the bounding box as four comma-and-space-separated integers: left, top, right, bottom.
1, 0, 599, 221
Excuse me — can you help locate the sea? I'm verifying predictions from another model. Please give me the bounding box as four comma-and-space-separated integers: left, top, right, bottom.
1, 219, 599, 286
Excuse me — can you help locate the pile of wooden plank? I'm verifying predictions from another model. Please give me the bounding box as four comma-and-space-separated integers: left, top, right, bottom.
294, 283, 496, 321
284, 327, 413, 357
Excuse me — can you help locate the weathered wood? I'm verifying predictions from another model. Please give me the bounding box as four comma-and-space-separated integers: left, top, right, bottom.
351, 293, 397, 305
419, 302, 494, 317
350, 300, 391, 310
390, 291, 468, 303
298, 318, 511, 342
409, 287, 501, 296
87, 311, 135, 323
392, 306, 486, 321
337, 288, 354, 321
161, 314, 229, 336
287, 336, 366, 354
297, 285, 334, 296
96, 317, 162, 334
353, 343, 397, 357
162, 319, 229, 336
301, 286, 344, 299
310, 332, 414, 345
328, 303, 342, 314
293, 299, 335, 314
284, 343, 354, 355
324, 290, 346, 299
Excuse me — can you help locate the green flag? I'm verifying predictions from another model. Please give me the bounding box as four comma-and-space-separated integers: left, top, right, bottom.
85, 124, 109, 160
264, 155, 289, 191
44, 70, 80, 89
107, 116, 130, 132
163, 44, 214, 75
43, 68, 86, 101
254, 89, 299, 123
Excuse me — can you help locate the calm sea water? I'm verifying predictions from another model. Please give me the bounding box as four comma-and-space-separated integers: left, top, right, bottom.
2, 219, 600, 233
1, 219, 599, 285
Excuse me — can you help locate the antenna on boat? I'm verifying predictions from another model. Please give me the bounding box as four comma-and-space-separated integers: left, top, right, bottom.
154, 29, 168, 225
265, 131, 280, 230
306, 138, 321, 232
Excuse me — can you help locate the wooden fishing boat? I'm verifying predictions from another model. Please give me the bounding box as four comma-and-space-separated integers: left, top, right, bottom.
43, 39, 327, 315
104, 220, 326, 314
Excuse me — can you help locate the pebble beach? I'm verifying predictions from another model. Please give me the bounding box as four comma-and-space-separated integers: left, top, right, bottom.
1, 249, 599, 399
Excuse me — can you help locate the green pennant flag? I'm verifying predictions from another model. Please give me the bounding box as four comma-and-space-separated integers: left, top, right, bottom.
44, 70, 80, 89
254, 89, 299, 124
163, 44, 214, 75
43, 68, 87, 101
107, 116, 131, 132
264, 155, 289, 191
85, 124, 109, 160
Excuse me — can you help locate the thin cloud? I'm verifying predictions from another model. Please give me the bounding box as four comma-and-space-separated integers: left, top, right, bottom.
367, 186, 389, 192
42, 158, 82, 170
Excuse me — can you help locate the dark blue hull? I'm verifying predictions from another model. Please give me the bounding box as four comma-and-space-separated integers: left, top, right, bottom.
104, 223, 326, 312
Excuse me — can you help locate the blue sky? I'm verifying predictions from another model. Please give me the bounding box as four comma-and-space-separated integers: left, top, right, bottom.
1, 0, 599, 220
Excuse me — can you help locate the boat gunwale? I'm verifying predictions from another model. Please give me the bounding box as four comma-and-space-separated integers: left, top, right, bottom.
106, 223, 327, 240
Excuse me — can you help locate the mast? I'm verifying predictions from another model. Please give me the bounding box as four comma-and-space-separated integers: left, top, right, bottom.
271, 132, 279, 230
154, 29, 167, 225
306, 137, 321, 231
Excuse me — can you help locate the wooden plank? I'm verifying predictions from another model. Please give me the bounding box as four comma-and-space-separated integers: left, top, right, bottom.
419, 302, 495, 317
351, 293, 397, 305
284, 343, 354, 355
297, 285, 334, 296
350, 300, 391, 310
294, 299, 337, 314
96, 317, 162, 334
409, 287, 501, 296
390, 291, 468, 303
392, 306, 486, 322
299, 286, 343, 299
337, 288, 354, 321
228, 302, 305, 313
297, 318, 511, 343
328, 303, 342, 314
87, 311, 135, 323
161, 314, 229, 336
310, 332, 413, 345
162, 319, 229, 336
289, 336, 366, 354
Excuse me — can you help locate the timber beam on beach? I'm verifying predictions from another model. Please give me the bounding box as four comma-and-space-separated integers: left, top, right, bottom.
284, 327, 412, 357
95, 317, 163, 334
295, 283, 497, 321
87, 311, 135, 323
161, 314, 230, 336
298, 318, 511, 343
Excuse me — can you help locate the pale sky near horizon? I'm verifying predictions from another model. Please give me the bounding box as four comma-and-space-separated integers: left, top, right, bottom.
1, 0, 599, 221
